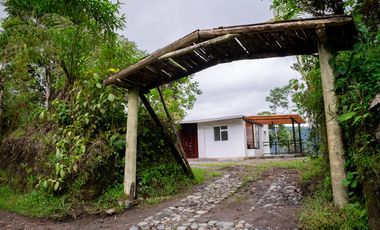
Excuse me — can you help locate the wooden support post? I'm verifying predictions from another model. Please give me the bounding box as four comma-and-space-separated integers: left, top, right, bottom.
157, 87, 172, 121
124, 87, 139, 207
291, 118, 297, 153
298, 123, 303, 154
139, 92, 194, 178
318, 25, 348, 207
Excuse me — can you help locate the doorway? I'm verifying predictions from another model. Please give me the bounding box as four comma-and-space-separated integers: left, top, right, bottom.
180, 123, 199, 158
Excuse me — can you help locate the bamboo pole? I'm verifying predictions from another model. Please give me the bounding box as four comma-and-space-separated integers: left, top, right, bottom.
139, 92, 194, 178
104, 32, 200, 86
317, 26, 348, 208
157, 86, 172, 121
158, 34, 237, 61
198, 16, 353, 38
124, 87, 140, 208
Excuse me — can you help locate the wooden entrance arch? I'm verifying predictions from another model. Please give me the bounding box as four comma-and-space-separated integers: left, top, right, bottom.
104, 16, 357, 207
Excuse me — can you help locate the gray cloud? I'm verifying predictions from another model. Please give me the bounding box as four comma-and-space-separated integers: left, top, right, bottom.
189, 58, 299, 119
122, 0, 274, 52
121, 1, 298, 120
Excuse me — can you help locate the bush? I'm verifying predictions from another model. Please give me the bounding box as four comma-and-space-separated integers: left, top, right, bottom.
0, 185, 69, 218
300, 196, 368, 230
298, 158, 368, 229
137, 162, 190, 197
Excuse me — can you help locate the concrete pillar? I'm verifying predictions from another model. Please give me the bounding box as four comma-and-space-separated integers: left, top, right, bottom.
124, 87, 139, 207
318, 28, 348, 207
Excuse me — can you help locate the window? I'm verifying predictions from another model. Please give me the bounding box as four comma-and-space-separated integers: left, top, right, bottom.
214, 126, 228, 141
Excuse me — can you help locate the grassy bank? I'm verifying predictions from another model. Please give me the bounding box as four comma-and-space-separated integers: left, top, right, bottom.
0, 185, 69, 218
296, 157, 368, 229
0, 167, 217, 218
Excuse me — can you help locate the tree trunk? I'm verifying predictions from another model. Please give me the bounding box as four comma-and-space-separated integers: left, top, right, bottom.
318, 29, 348, 207
363, 181, 380, 229
124, 87, 139, 208
44, 65, 51, 109
0, 74, 4, 130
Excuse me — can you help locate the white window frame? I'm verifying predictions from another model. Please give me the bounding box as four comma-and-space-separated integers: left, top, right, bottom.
214, 125, 228, 141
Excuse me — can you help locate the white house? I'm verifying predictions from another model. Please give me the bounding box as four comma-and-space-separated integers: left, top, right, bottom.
180, 115, 270, 158
180, 114, 305, 159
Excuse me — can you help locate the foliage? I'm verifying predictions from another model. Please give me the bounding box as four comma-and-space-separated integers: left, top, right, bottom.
3, 0, 125, 33
94, 183, 124, 210
298, 158, 368, 230
300, 196, 368, 229
137, 162, 188, 197
265, 84, 291, 114
0, 0, 202, 217
270, 0, 380, 227
0, 185, 69, 218
271, 0, 346, 20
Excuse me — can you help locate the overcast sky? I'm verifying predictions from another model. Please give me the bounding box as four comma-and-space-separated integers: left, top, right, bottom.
120, 1, 299, 120
0, 1, 299, 120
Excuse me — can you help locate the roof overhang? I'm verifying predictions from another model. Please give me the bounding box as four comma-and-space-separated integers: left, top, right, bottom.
246, 114, 305, 125
181, 115, 244, 124
104, 16, 357, 91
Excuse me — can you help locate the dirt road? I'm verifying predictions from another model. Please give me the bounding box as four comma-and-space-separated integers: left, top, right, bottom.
0, 160, 303, 230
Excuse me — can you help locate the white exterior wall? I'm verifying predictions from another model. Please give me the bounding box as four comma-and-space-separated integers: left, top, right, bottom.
197, 118, 246, 158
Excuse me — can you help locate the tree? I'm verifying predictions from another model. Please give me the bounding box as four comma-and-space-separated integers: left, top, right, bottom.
0, 0, 202, 204
271, 0, 345, 20
265, 84, 291, 114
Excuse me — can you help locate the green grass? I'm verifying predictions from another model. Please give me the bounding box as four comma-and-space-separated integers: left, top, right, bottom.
295, 157, 369, 229
94, 183, 124, 211
299, 194, 368, 229
92, 167, 220, 210
195, 161, 241, 168
0, 185, 69, 218
192, 167, 221, 184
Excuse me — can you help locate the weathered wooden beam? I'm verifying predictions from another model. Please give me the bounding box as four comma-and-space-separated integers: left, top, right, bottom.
158, 34, 237, 61
104, 31, 200, 86
124, 87, 140, 208
139, 92, 194, 178
198, 16, 353, 38
317, 25, 348, 208
157, 86, 172, 121
104, 16, 354, 88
